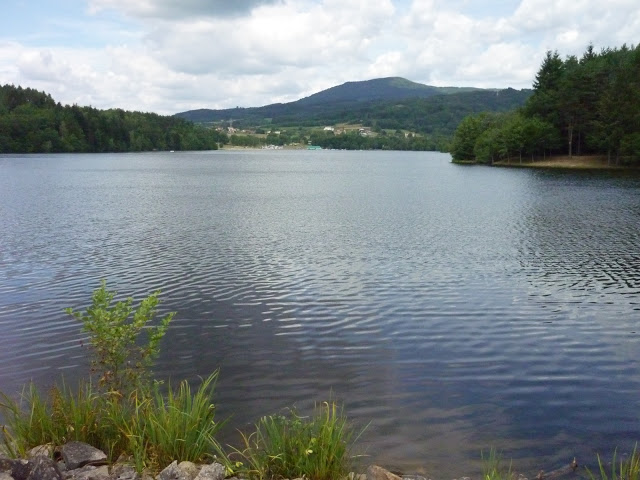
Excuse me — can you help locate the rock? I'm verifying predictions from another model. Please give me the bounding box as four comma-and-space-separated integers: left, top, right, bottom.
159, 461, 192, 480
27, 455, 63, 480
178, 461, 200, 479
64, 464, 110, 480
28, 444, 54, 459
110, 463, 140, 480
367, 465, 403, 480
0, 458, 16, 474
60, 442, 108, 470
0, 472, 14, 480
402, 476, 428, 480
193, 463, 225, 480
6, 459, 30, 480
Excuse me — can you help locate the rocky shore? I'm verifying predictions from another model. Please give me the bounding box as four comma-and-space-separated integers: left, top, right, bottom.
0, 440, 585, 480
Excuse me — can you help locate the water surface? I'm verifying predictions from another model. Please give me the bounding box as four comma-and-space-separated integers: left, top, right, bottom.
1, 150, 639, 477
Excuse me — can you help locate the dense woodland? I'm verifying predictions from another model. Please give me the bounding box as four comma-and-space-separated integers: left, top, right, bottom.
451, 44, 640, 165
0, 85, 228, 153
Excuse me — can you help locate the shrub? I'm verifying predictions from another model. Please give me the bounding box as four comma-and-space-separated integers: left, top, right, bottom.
225, 401, 364, 480
65, 280, 174, 398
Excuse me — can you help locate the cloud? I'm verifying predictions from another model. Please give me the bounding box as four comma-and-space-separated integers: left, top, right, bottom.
1, 0, 639, 114
88, 0, 283, 19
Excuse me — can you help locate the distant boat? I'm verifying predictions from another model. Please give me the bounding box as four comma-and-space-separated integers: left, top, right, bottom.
307, 145, 322, 150
169, 150, 175, 152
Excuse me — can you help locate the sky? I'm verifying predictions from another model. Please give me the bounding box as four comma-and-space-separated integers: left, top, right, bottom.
0, 0, 638, 115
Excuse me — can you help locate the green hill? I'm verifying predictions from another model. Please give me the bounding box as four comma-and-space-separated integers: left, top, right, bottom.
175, 77, 530, 137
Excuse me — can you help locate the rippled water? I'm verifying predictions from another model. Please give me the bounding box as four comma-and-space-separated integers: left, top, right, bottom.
1, 150, 640, 477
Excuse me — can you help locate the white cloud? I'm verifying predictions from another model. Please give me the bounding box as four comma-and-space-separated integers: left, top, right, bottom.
0, 0, 638, 114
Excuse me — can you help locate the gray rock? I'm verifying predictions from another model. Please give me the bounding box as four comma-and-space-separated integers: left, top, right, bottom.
178, 461, 200, 480
0, 472, 14, 480
193, 463, 225, 480
367, 465, 403, 480
159, 461, 191, 480
403, 476, 428, 480
110, 463, 140, 480
28, 444, 54, 459
60, 442, 107, 470
5, 459, 30, 480
64, 464, 110, 480
27, 455, 63, 480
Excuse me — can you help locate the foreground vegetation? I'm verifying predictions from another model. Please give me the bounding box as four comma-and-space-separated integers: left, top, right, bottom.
1, 283, 638, 480
0, 85, 228, 153
0, 282, 360, 478
451, 44, 640, 165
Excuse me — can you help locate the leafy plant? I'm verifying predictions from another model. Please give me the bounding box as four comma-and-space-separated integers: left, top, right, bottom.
587, 446, 640, 480
65, 280, 174, 397
224, 401, 364, 480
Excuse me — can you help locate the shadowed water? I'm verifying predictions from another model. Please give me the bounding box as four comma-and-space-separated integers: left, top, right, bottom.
1, 150, 639, 477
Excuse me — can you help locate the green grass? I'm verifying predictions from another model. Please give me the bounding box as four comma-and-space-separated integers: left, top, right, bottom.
587, 446, 640, 480
223, 401, 364, 480
0, 373, 223, 474
482, 448, 515, 480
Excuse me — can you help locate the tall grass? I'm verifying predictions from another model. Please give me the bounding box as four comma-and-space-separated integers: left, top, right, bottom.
0, 373, 223, 474
587, 446, 640, 480
224, 401, 364, 480
482, 448, 515, 480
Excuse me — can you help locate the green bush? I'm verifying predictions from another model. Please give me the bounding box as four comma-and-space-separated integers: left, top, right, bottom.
65, 280, 174, 398
224, 401, 364, 480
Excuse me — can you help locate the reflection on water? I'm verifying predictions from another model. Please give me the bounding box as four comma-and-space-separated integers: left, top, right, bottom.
1, 151, 640, 477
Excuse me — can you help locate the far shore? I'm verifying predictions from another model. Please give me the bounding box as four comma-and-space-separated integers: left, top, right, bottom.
493, 154, 638, 169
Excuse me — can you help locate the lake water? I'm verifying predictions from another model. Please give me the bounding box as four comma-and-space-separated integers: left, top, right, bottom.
1, 150, 640, 477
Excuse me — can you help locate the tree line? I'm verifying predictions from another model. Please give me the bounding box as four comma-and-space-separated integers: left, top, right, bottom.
451, 44, 640, 165
0, 85, 228, 153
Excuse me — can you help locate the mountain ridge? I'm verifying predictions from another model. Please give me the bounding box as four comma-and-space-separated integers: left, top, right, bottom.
174, 77, 496, 124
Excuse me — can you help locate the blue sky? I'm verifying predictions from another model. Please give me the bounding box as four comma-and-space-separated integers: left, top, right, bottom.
1, 0, 638, 114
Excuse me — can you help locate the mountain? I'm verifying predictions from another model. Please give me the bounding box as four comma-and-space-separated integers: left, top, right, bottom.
294, 77, 480, 105
175, 77, 486, 124
174, 77, 532, 137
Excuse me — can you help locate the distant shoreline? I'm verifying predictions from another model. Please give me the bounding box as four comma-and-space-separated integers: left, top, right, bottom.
457, 155, 639, 170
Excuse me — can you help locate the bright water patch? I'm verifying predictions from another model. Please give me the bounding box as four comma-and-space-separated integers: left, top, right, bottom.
1, 151, 639, 477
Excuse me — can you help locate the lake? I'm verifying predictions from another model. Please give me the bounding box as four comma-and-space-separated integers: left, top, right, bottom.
1, 150, 639, 477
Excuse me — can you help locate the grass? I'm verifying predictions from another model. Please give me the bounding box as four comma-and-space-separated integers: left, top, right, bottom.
223, 401, 365, 480
482, 448, 516, 480
0, 373, 223, 474
587, 445, 640, 480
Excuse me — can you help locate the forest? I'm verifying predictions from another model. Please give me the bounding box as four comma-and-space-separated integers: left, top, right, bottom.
0, 85, 228, 153
450, 44, 640, 165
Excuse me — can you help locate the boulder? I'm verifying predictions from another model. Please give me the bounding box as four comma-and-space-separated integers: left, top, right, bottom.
60, 442, 108, 470
27, 455, 62, 480
193, 463, 225, 480
28, 444, 54, 459
178, 461, 200, 480
159, 461, 192, 480
0, 473, 13, 480
64, 464, 110, 480
110, 463, 140, 480
367, 465, 403, 480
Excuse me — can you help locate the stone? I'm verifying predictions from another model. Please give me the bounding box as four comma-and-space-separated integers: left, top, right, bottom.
110, 463, 140, 480
7, 459, 30, 480
60, 442, 108, 470
159, 461, 192, 480
28, 444, 54, 459
367, 465, 403, 480
64, 464, 110, 480
178, 461, 200, 479
193, 463, 225, 480
27, 455, 63, 480
0, 473, 13, 480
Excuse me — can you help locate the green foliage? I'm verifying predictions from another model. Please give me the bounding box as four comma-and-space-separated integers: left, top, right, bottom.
1, 283, 224, 475
223, 401, 363, 480
0, 84, 225, 153
122, 373, 223, 472
481, 449, 515, 480
65, 280, 174, 397
587, 446, 640, 480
